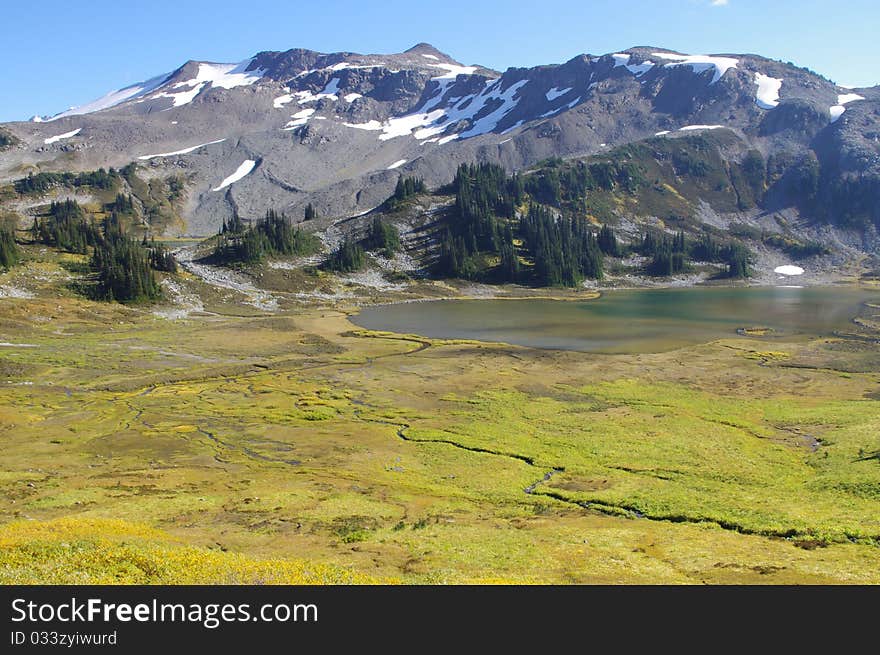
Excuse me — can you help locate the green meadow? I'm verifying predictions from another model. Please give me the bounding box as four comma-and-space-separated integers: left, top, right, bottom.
1, 249, 879, 583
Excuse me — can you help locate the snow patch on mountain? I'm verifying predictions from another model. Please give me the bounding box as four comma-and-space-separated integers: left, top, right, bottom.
613, 53, 654, 76
754, 73, 782, 109
545, 87, 572, 101
626, 60, 655, 76
49, 71, 174, 121
295, 80, 341, 104
327, 62, 382, 72
344, 73, 527, 143
212, 160, 257, 191
459, 80, 529, 138
387, 159, 407, 170
344, 93, 363, 102
830, 92, 866, 122
421, 54, 440, 61
679, 124, 726, 131
541, 94, 580, 118
652, 52, 738, 84
322, 78, 341, 96
44, 128, 81, 145
138, 138, 227, 160
284, 108, 316, 129
343, 119, 383, 131
829, 105, 848, 121
429, 63, 478, 79
838, 93, 866, 105
152, 60, 264, 108
273, 93, 294, 109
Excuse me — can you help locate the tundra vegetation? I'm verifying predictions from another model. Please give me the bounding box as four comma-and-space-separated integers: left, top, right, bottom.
0, 238, 878, 584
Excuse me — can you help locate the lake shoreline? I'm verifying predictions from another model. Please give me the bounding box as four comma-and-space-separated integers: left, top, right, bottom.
349, 286, 880, 355
341, 277, 879, 314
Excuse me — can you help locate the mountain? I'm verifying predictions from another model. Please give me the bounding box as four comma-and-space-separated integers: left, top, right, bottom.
1, 43, 878, 237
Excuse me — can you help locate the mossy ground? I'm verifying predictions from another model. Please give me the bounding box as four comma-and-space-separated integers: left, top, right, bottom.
1, 253, 879, 583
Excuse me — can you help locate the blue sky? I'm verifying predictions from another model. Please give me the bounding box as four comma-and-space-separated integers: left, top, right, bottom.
2, 0, 877, 122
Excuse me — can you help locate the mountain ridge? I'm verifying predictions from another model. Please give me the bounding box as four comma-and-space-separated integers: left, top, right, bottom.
2, 43, 878, 239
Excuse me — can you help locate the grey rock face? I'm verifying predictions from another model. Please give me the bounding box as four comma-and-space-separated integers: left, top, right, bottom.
2, 44, 878, 235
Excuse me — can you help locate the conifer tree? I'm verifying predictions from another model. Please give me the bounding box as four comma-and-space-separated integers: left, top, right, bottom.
0, 225, 20, 270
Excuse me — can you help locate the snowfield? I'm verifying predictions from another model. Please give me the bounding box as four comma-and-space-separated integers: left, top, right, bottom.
830, 92, 866, 122
679, 125, 726, 131
774, 265, 805, 276
152, 60, 264, 108
284, 108, 315, 129
47, 71, 174, 121
387, 159, 407, 170
43, 128, 81, 145
343, 71, 527, 143
754, 73, 782, 109
295, 79, 341, 104
613, 53, 655, 76
652, 52, 739, 84
212, 160, 257, 191
545, 87, 573, 101
322, 78, 341, 95
137, 139, 226, 160
273, 93, 294, 109
428, 63, 478, 79
837, 92, 866, 105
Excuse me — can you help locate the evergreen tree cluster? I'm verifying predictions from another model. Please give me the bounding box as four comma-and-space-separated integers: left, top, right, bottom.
304, 203, 317, 221
33, 200, 100, 254
109, 193, 135, 215
0, 224, 20, 270
724, 244, 751, 279
15, 168, 120, 195
29, 199, 173, 302
213, 209, 317, 264
692, 232, 723, 263
385, 175, 428, 211
640, 229, 751, 278
435, 163, 522, 279
434, 162, 610, 286
144, 238, 177, 273
525, 158, 645, 205
91, 215, 161, 303
325, 237, 365, 273
363, 217, 400, 257
597, 224, 620, 257
692, 232, 751, 278
641, 230, 688, 277
394, 175, 426, 201
519, 205, 603, 286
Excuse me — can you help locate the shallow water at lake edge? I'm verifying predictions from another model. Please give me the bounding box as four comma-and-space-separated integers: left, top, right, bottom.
351, 286, 880, 354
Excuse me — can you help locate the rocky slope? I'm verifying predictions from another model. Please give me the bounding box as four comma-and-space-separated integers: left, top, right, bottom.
1, 43, 878, 237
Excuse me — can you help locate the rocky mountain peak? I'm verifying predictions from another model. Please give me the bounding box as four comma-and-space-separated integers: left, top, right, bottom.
2, 43, 877, 236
